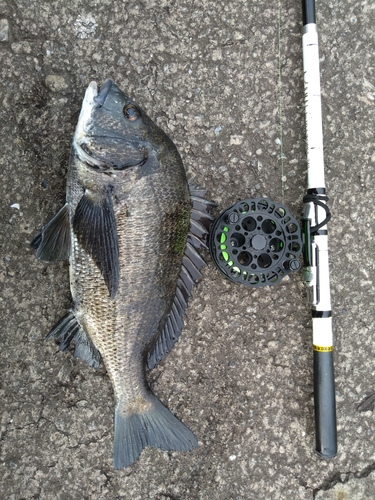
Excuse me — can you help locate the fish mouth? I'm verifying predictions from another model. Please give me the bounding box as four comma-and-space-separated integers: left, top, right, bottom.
82, 80, 99, 110
75, 79, 114, 134
94, 79, 114, 107
73, 80, 105, 169
74, 81, 98, 142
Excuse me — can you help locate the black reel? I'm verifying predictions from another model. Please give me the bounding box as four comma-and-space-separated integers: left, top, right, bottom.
209, 198, 303, 287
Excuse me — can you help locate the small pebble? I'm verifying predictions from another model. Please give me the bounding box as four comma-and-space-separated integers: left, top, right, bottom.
0, 19, 9, 42
45, 74, 69, 92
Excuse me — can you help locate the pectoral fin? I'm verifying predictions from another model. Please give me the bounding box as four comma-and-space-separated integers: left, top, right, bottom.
31, 203, 71, 261
73, 188, 119, 298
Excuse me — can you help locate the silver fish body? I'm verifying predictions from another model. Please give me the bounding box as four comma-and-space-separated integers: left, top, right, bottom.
32, 80, 215, 468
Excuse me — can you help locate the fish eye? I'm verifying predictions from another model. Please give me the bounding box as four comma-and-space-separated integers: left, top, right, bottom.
123, 105, 140, 121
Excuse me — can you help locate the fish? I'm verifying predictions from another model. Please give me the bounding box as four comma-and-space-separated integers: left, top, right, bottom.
31, 79, 216, 469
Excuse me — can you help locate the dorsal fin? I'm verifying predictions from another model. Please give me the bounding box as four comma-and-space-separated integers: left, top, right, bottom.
147, 184, 217, 369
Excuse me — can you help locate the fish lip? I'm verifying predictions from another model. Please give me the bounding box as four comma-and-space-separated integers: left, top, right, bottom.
85, 80, 98, 103
73, 80, 98, 143
73, 80, 101, 167
94, 79, 114, 107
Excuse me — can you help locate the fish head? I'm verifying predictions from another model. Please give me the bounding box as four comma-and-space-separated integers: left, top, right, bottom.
73, 79, 151, 172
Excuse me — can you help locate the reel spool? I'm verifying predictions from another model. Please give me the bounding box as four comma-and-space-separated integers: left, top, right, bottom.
209, 198, 303, 287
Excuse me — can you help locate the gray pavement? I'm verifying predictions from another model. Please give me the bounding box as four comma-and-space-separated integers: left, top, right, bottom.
1, 0, 375, 498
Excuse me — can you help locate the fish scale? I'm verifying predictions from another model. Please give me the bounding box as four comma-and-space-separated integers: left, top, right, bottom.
31, 79, 215, 469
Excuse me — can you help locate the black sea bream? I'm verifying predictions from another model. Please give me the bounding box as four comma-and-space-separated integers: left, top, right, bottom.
31, 80, 215, 468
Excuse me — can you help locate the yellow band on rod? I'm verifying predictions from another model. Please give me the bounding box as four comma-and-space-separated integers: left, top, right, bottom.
313, 345, 333, 352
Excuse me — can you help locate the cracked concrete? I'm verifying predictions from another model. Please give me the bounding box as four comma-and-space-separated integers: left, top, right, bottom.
1, 0, 375, 498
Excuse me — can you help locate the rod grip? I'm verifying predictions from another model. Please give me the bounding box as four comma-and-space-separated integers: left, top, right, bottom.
313, 350, 337, 458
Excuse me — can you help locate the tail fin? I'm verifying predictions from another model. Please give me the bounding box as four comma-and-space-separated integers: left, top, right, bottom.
113, 393, 198, 469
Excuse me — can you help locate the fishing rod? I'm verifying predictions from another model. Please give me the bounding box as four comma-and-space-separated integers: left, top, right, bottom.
208, 0, 337, 459
301, 0, 337, 458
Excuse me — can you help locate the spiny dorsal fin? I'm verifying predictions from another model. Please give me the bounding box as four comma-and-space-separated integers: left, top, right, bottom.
47, 311, 101, 369
31, 203, 71, 261
73, 187, 119, 299
147, 184, 216, 369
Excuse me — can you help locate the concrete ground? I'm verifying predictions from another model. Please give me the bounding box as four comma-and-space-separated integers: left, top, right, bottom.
1, 0, 375, 498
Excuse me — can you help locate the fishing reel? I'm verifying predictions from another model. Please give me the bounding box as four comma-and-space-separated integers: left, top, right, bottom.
209, 198, 303, 287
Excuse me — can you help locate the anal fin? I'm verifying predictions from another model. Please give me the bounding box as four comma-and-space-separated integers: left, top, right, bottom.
31, 204, 71, 261
47, 311, 101, 369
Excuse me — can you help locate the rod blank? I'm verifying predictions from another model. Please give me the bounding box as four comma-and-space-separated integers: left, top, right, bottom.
302, 0, 316, 26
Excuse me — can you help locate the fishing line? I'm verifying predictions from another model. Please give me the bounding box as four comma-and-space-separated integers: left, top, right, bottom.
278, 0, 285, 205
208, 0, 303, 288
